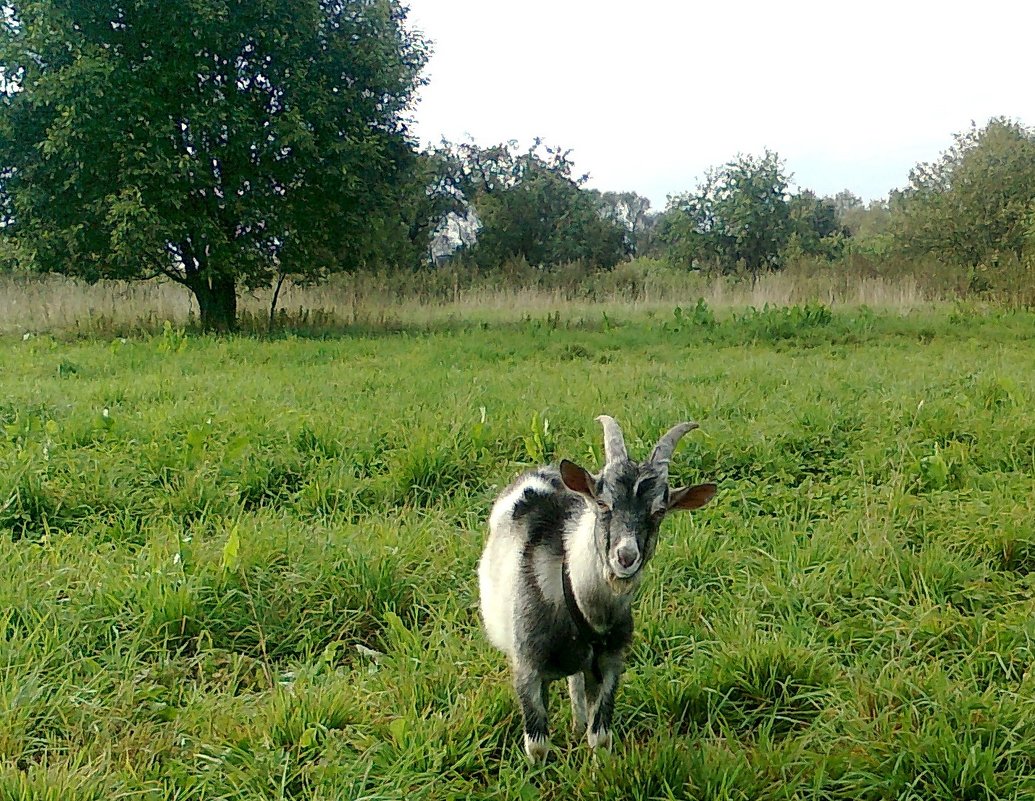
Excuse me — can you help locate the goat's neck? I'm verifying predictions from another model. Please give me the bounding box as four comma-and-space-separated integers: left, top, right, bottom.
564, 506, 635, 631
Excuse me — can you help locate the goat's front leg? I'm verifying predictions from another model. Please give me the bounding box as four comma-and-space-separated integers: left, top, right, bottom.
514, 666, 550, 762
568, 672, 587, 734
584, 653, 623, 752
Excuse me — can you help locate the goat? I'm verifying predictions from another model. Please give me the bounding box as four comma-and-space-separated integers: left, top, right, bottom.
478, 415, 716, 761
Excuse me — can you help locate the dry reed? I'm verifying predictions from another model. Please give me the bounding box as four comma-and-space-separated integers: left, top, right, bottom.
0, 262, 942, 336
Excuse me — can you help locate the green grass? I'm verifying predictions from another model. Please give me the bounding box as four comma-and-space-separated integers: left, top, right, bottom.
2, 304, 1035, 799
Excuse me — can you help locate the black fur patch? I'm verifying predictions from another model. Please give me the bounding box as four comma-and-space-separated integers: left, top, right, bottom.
512, 479, 580, 551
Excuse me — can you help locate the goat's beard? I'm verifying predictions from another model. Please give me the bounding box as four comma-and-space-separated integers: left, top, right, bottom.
606, 570, 641, 595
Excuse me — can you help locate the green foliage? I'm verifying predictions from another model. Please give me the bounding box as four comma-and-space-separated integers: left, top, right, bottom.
661, 150, 792, 279
0, 0, 429, 330
383, 149, 471, 272
893, 117, 1035, 267
522, 412, 556, 464
666, 298, 718, 332
441, 139, 630, 270
0, 307, 1034, 797
838, 194, 894, 246
786, 189, 848, 260
732, 302, 833, 341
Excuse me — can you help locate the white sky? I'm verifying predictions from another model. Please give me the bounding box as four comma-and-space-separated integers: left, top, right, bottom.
407, 0, 1035, 209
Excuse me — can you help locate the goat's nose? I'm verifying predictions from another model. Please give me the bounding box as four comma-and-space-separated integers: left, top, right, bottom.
616, 544, 638, 569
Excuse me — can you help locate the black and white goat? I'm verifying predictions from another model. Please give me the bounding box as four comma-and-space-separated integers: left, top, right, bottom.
478, 415, 716, 761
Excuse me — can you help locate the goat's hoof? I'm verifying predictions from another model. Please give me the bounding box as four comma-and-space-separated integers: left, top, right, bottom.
524, 733, 551, 763
588, 727, 613, 752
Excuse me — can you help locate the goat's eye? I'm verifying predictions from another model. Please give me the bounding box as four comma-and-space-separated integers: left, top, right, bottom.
596, 499, 611, 513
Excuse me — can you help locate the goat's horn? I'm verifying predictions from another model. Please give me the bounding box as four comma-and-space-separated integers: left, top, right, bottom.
649, 421, 699, 469
595, 415, 628, 464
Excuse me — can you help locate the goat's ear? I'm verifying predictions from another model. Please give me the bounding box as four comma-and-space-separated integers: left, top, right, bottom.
667, 483, 716, 511
559, 459, 595, 497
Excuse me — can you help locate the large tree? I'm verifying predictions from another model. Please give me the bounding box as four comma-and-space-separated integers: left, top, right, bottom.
661, 150, 791, 281
0, 0, 428, 330
441, 140, 629, 270
894, 118, 1035, 266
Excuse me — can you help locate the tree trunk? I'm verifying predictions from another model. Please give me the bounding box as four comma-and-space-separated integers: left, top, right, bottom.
268, 271, 287, 334
190, 274, 238, 333
750, 262, 760, 288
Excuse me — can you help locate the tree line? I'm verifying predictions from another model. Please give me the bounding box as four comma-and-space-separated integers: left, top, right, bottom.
2, 1, 1032, 330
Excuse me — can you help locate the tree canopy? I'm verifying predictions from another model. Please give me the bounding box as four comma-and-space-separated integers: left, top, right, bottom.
660, 150, 792, 279
0, 0, 428, 329
893, 118, 1035, 267
786, 190, 846, 259
440, 140, 629, 270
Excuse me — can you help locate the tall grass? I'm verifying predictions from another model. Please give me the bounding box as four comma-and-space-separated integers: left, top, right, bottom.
0, 256, 977, 336
2, 306, 1035, 797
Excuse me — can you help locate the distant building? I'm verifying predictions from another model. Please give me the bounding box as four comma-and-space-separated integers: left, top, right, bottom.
429, 206, 481, 265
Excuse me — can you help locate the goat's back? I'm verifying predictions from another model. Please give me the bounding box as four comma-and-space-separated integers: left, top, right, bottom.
478, 467, 584, 656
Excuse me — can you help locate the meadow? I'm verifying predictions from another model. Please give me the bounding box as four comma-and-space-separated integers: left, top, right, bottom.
2, 302, 1035, 799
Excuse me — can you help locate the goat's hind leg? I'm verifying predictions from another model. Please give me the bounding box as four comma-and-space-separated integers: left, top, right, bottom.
514, 666, 551, 762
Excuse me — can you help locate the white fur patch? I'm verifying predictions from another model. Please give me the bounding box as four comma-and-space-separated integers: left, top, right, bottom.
478, 542, 516, 655
564, 506, 606, 629
524, 732, 551, 762
480, 474, 559, 657
588, 728, 613, 751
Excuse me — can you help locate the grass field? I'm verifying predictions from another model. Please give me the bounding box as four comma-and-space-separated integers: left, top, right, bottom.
2, 303, 1035, 799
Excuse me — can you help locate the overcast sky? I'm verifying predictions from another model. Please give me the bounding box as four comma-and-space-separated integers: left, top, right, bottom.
407, 0, 1035, 209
